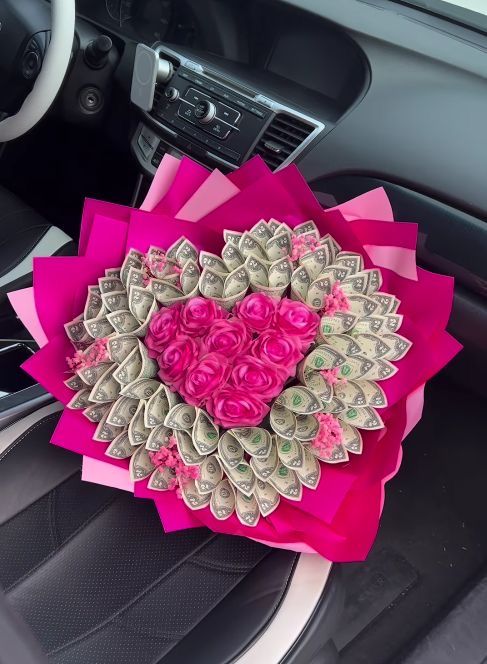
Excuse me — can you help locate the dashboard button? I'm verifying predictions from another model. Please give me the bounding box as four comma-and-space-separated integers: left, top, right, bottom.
137, 134, 152, 160
206, 119, 231, 140
249, 106, 266, 118
177, 101, 196, 123
234, 98, 248, 110
220, 146, 241, 161
151, 153, 162, 168
216, 102, 240, 125
184, 87, 210, 105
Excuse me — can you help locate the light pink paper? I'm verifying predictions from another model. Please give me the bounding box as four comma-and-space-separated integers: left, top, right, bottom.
327, 188, 394, 222
176, 169, 240, 221
140, 154, 181, 211
82, 456, 134, 493
250, 538, 318, 554
364, 244, 418, 281
8, 287, 48, 347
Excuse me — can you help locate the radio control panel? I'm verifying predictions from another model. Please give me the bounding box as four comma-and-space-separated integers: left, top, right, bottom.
131, 44, 325, 173
149, 65, 270, 166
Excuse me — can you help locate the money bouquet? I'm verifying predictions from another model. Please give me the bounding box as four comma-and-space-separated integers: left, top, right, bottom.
11, 155, 460, 561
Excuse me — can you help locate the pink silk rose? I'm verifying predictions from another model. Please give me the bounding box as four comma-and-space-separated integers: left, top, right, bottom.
250, 330, 303, 377
206, 388, 270, 428
179, 352, 230, 407
229, 355, 286, 401
275, 299, 320, 350
204, 318, 252, 355
180, 297, 228, 336
157, 336, 200, 389
145, 303, 182, 358
234, 292, 277, 333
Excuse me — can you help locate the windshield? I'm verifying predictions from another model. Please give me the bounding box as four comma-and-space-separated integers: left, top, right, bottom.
399, 0, 487, 31
442, 0, 487, 14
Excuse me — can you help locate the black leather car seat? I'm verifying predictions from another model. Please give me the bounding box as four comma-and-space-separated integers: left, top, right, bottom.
0, 404, 344, 664
0, 186, 75, 332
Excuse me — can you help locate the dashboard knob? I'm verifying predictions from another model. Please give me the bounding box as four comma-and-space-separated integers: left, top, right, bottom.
157, 58, 174, 84
164, 86, 179, 102
85, 35, 113, 69
194, 99, 216, 124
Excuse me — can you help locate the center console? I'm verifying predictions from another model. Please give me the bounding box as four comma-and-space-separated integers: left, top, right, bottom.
130, 44, 327, 173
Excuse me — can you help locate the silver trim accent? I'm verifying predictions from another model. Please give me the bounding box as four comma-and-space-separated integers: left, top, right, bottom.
235, 554, 333, 663
137, 44, 326, 171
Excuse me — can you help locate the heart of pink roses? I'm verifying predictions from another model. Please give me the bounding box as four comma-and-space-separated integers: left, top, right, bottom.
144, 293, 320, 429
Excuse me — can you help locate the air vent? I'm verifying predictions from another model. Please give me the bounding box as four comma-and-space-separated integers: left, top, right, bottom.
252, 113, 316, 170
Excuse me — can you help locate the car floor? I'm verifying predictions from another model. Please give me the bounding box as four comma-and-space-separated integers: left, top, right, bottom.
335, 372, 487, 663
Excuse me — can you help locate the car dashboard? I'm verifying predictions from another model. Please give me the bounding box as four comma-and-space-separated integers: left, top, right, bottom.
75, 0, 369, 174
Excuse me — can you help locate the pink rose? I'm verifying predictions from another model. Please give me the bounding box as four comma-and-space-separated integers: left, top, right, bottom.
251, 331, 303, 377
230, 355, 286, 401
206, 388, 270, 428
179, 353, 230, 407
275, 299, 320, 350
234, 292, 277, 332
145, 304, 181, 358
180, 297, 228, 336
204, 319, 252, 355
157, 336, 200, 388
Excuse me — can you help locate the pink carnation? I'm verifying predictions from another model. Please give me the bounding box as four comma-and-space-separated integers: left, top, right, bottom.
206, 387, 270, 429
179, 352, 230, 407
149, 435, 199, 494
180, 297, 228, 337
230, 355, 286, 401
312, 413, 343, 458
275, 299, 320, 351
204, 318, 252, 355
323, 282, 350, 316
234, 292, 277, 332
145, 303, 182, 358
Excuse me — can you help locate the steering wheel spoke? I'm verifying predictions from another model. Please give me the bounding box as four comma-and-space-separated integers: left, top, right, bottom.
0, 0, 75, 142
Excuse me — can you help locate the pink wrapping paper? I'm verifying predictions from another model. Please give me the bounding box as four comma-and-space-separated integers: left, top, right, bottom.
141, 153, 181, 212
10, 155, 460, 561
7, 287, 48, 348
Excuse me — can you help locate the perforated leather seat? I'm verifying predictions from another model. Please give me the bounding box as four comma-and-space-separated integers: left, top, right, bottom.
0, 404, 343, 664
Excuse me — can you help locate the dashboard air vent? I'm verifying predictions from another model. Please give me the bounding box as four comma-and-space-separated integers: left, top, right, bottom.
252, 113, 316, 170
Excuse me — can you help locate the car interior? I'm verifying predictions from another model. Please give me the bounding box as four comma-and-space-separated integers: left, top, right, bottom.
0, 0, 486, 662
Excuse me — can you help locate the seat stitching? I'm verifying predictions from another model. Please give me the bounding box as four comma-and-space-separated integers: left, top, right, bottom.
48, 488, 61, 550
0, 225, 51, 279
0, 222, 49, 253
5, 493, 119, 593
47, 533, 218, 656
190, 558, 259, 574
0, 414, 60, 463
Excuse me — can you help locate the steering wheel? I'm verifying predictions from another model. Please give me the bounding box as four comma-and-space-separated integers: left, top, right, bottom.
0, 0, 75, 143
